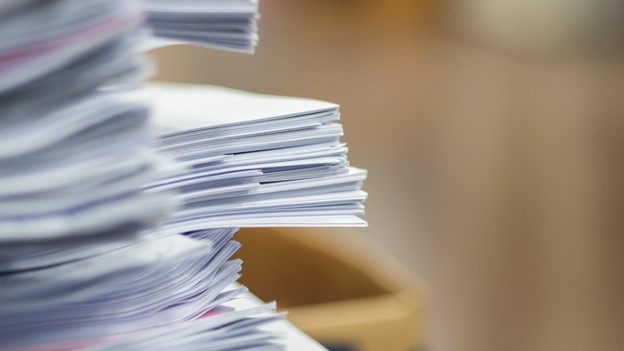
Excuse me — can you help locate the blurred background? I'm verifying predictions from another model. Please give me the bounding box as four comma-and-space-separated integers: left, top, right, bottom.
151, 1, 623, 350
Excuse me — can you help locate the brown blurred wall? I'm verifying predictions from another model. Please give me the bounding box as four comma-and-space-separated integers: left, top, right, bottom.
428, 41, 624, 351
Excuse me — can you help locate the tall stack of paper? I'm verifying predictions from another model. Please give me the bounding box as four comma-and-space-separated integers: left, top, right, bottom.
145, 0, 259, 52
146, 82, 368, 233
0, 1, 283, 350
0, 0, 170, 251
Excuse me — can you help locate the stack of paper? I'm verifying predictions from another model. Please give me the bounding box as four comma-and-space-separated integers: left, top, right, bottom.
145, 0, 259, 53
0, 228, 283, 351
146, 82, 368, 233
0, 0, 172, 244
82, 302, 283, 351
0, 1, 283, 350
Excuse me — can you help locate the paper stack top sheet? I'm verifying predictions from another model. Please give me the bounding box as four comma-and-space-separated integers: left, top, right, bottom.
147, 82, 368, 232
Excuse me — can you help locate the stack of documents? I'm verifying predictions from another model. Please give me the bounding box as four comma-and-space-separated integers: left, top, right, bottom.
0, 0, 171, 243
0, 228, 284, 350
146, 82, 368, 232
145, 0, 259, 53
82, 302, 283, 351
0, 1, 283, 350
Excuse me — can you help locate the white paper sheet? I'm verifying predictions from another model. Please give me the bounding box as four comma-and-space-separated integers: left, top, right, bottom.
148, 82, 367, 231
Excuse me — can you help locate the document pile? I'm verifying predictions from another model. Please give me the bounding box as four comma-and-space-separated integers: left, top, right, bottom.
0, 229, 282, 351
145, 0, 259, 52
147, 82, 368, 233
0, 0, 170, 246
0, 1, 282, 350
